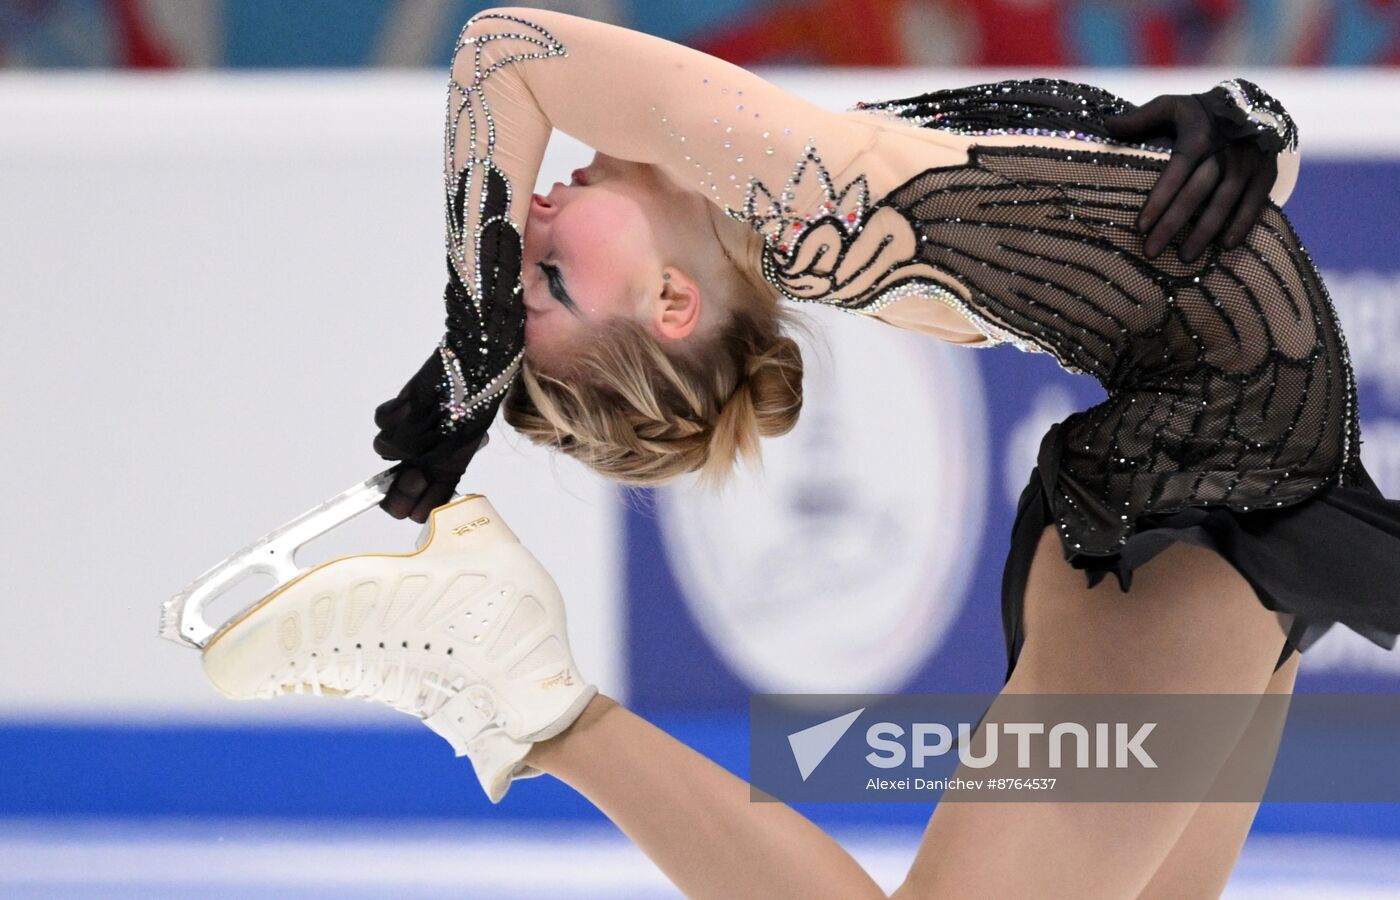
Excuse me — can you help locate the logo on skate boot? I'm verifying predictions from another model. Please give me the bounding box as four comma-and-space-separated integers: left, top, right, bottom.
452, 516, 491, 536
538, 669, 577, 689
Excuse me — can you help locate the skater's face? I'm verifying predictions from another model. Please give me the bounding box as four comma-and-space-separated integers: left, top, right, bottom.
521, 151, 717, 372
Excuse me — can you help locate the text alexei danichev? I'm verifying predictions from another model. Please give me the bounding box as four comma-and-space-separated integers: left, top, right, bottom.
866, 777, 1059, 791
868, 777, 979, 791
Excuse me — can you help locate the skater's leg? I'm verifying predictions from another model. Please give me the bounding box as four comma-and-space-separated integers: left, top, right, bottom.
527, 695, 886, 900
1135, 650, 1299, 899
890, 525, 1296, 900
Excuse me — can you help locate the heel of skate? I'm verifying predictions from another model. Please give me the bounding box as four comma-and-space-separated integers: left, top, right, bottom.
417, 494, 522, 556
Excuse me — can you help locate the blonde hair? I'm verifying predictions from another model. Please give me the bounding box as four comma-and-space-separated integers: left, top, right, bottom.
502, 294, 806, 487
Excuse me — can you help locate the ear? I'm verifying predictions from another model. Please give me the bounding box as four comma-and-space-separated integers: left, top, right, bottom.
651, 267, 703, 342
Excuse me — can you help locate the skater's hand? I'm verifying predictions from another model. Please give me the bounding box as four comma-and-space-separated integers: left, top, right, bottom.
372, 425, 490, 523
374, 443, 486, 523
1103, 92, 1280, 263
372, 354, 495, 523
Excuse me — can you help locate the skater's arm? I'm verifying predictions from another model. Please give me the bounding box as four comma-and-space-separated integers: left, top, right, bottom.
526, 696, 887, 900
457, 7, 879, 220
373, 7, 884, 519
442, 13, 1306, 321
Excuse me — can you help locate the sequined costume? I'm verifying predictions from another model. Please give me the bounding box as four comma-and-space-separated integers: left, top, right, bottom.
424, 9, 1400, 676
851, 80, 1400, 672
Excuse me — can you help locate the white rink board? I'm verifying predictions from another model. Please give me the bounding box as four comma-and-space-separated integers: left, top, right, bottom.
2, 69, 1398, 720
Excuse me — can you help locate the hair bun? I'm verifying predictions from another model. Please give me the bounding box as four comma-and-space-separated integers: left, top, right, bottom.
504, 294, 809, 488
746, 334, 803, 438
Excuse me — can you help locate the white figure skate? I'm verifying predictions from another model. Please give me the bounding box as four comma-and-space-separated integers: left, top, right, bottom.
160, 468, 597, 802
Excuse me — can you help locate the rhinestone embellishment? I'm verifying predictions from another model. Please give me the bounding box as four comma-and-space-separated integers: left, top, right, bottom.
433, 12, 566, 432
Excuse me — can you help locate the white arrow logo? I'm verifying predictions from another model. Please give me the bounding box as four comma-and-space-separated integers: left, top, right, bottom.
787, 708, 865, 781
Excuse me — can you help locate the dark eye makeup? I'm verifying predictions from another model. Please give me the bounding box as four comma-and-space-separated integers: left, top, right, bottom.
538, 262, 580, 315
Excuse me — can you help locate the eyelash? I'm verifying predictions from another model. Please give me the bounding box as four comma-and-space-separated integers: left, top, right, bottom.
538, 261, 577, 312
539, 262, 567, 297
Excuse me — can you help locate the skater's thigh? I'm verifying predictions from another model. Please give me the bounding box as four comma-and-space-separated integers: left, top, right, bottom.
1137, 650, 1301, 900
1013, 524, 1293, 695
892, 527, 1295, 899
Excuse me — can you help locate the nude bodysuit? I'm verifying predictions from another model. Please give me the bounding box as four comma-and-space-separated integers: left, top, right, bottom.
435, 8, 1357, 565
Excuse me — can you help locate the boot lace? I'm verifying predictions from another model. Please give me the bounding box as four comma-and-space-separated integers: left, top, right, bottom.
257, 646, 468, 720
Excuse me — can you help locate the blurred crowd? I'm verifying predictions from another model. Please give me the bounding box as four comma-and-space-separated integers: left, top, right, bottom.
2, 0, 1398, 69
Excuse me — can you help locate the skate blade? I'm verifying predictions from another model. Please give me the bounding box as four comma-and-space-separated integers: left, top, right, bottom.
159, 465, 457, 650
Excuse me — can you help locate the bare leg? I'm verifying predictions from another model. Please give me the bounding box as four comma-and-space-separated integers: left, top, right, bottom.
892, 525, 1296, 900
525, 695, 886, 900
1136, 650, 1300, 900
523, 523, 1295, 899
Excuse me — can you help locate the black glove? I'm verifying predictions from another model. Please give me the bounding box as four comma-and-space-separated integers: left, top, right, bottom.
372, 354, 499, 524
1102, 78, 1298, 263
373, 165, 525, 523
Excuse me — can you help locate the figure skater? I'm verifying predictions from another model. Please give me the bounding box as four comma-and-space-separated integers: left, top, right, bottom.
207, 8, 1400, 898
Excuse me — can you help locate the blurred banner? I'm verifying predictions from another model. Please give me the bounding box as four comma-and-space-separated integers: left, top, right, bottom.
3, 0, 1400, 69
1, 67, 1397, 828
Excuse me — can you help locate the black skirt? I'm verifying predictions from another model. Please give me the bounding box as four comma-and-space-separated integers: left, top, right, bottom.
1000, 421, 1400, 683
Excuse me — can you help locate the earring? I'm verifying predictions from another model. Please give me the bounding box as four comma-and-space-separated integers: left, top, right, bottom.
662, 272, 672, 281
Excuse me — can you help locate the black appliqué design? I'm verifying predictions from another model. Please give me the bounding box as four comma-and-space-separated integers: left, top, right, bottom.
747, 77, 1355, 561
434, 12, 566, 436
729, 145, 871, 255
852, 77, 1174, 151
882, 143, 1357, 555
733, 144, 1040, 351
